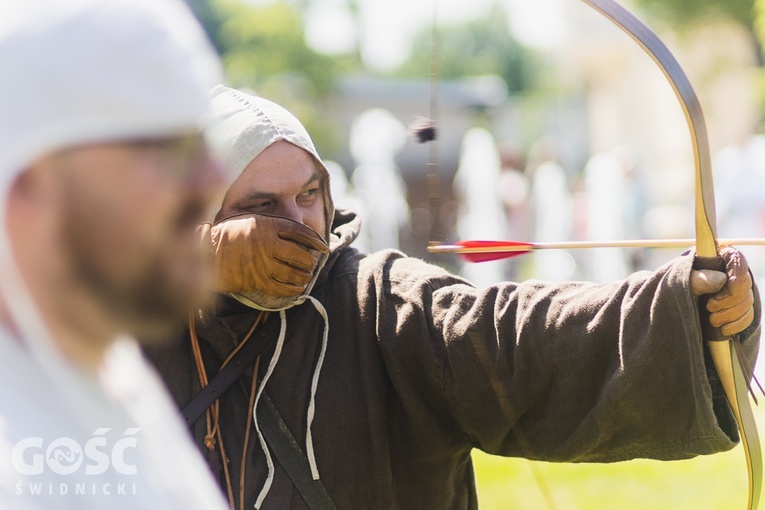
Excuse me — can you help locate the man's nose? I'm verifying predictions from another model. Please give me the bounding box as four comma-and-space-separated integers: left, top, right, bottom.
277, 200, 304, 224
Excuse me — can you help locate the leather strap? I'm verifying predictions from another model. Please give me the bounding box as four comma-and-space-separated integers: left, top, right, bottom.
181, 328, 272, 426
259, 393, 337, 510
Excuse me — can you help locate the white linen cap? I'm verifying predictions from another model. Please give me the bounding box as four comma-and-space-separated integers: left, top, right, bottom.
0, 0, 223, 189
208, 86, 323, 180
207, 85, 335, 241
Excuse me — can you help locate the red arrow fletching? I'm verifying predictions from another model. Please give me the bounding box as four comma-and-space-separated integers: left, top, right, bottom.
455, 240, 534, 263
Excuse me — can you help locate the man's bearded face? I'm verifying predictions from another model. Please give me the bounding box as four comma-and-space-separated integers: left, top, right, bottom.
53, 136, 222, 340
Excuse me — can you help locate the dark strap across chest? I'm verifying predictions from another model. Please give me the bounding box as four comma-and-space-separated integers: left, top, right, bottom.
181, 325, 336, 510
180, 324, 270, 426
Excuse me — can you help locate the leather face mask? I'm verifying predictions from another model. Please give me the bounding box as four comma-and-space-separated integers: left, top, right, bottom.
201, 213, 329, 298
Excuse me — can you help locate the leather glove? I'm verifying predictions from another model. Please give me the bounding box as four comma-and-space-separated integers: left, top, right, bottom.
690, 245, 755, 336
202, 213, 329, 298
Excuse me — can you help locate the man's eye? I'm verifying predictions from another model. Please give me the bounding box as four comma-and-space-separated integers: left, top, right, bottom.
300, 188, 318, 199
240, 200, 271, 212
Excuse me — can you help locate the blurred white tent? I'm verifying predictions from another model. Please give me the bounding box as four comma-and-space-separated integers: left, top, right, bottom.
530, 159, 575, 281
325, 159, 367, 250
453, 127, 507, 287
714, 135, 765, 282
582, 148, 634, 281
350, 108, 410, 252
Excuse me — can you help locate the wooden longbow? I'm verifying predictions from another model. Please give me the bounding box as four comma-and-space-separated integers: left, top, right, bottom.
579, 1, 761, 508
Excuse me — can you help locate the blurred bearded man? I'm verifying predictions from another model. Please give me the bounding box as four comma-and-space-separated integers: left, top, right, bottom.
149, 86, 760, 510
0, 1, 229, 509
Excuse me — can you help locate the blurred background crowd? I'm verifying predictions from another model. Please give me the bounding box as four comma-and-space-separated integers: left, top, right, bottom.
184, 0, 765, 288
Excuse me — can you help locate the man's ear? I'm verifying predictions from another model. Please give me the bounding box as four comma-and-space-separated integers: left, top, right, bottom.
9, 168, 37, 202
9, 159, 55, 204
5, 165, 55, 276
7, 158, 61, 228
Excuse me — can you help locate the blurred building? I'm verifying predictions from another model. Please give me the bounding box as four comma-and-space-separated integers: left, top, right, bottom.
320, 74, 588, 260
315, 2, 759, 270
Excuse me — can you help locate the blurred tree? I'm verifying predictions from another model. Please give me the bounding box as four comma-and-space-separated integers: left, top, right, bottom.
633, 0, 754, 28
753, 0, 765, 123
184, 0, 226, 53
630, 0, 765, 129
392, 3, 538, 93
633, 0, 755, 31
632, 0, 761, 63
188, 0, 346, 96
183, 0, 360, 152
756, 0, 765, 51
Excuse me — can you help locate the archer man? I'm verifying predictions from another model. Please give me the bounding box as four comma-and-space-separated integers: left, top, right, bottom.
148, 86, 760, 510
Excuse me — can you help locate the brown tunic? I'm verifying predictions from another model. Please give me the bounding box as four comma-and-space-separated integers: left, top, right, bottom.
147, 209, 761, 509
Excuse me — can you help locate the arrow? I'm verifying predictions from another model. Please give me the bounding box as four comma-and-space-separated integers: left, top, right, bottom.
428, 238, 765, 263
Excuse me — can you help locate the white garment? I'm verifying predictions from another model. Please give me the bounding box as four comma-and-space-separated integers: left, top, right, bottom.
0, 331, 228, 510
0, 0, 221, 190
0, 3, 226, 507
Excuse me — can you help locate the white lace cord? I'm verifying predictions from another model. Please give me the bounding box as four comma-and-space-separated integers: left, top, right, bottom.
0, 202, 65, 374
304, 296, 329, 480
0, 204, 105, 427
253, 309, 287, 509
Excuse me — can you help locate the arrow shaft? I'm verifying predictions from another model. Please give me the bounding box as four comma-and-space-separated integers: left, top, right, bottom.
428, 238, 765, 255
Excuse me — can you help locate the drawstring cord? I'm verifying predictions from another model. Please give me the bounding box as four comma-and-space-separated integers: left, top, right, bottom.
253, 310, 288, 509
303, 296, 329, 480
253, 296, 330, 507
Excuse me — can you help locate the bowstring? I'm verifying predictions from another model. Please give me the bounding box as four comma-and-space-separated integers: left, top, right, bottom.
427, 0, 442, 246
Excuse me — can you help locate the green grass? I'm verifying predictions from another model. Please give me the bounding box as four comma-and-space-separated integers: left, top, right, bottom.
473, 403, 765, 509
